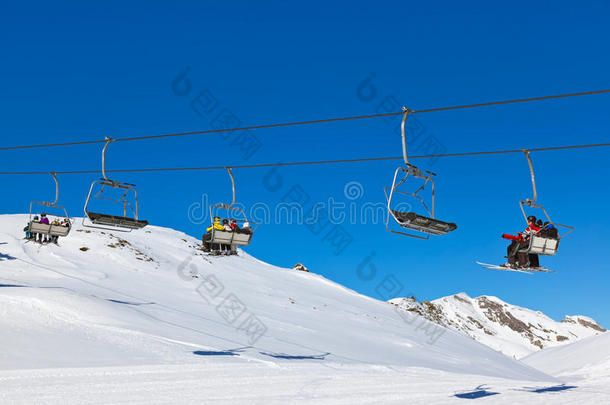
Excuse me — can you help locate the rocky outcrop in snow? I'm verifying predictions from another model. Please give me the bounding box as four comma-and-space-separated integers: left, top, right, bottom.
292, 263, 309, 272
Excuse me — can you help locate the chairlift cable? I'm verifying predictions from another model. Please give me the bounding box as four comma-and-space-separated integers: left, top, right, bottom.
0, 89, 608, 151
0, 141, 609, 176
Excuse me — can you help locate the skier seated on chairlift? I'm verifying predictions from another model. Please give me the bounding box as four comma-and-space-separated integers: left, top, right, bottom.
39, 213, 50, 225
49, 219, 61, 244
38, 213, 50, 244
230, 218, 240, 232
202, 216, 224, 252
540, 221, 559, 239
241, 221, 252, 235
24, 215, 39, 240
220, 219, 232, 253
502, 215, 541, 269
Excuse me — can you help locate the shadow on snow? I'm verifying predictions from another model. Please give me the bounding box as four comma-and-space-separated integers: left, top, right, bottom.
193, 347, 249, 357
454, 385, 500, 399
0, 252, 17, 261
260, 352, 330, 360
106, 299, 155, 306
519, 384, 578, 394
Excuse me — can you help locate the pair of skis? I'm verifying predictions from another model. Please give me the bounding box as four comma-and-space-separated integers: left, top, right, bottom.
476, 262, 555, 274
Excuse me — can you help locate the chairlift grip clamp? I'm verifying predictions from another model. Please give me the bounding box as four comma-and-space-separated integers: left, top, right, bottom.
406, 164, 421, 176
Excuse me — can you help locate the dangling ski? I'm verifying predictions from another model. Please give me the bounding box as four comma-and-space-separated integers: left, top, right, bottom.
476, 262, 555, 274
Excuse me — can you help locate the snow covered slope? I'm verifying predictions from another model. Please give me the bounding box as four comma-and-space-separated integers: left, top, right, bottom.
523, 332, 610, 379
4, 214, 589, 403
521, 333, 610, 401
0, 214, 548, 378
390, 293, 605, 359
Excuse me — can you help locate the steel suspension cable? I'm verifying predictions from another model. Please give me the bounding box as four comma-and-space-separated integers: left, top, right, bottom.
0, 89, 608, 151
1, 142, 609, 175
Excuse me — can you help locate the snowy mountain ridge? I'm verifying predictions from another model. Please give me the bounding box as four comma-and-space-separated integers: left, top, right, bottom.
390, 292, 605, 359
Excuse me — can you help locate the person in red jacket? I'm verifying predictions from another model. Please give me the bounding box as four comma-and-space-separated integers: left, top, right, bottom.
502, 215, 541, 268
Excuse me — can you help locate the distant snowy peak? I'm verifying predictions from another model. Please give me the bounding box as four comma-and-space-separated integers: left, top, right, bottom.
561, 315, 606, 332
389, 293, 605, 359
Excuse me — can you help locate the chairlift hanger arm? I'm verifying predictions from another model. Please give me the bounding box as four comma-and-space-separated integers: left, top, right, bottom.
50, 172, 59, 205
101, 137, 115, 182
99, 138, 139, 188
400, 108, 436, 182
34, 172, 61, 208
220, 167, 236, 209
523, 150, 538, 205
400, 107, 413, 167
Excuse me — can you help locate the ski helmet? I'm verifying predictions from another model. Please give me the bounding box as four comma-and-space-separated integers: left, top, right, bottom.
527, 215, 537, 223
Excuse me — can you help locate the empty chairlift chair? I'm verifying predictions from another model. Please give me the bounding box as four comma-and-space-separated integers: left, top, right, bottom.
83, 137, 148, 232
27, 173, 72, 239
385, 108, 457, 239
517, 150, 573, 256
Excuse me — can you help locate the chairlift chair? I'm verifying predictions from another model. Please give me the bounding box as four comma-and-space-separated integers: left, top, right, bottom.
28, 173, 72, 238
83, 137, 148, 232
517, 150, 573, 255
207, 168, 257, 250
385, 108, 457, 239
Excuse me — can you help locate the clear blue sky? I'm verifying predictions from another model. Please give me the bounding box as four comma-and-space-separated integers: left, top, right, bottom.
1, 1, 609, 325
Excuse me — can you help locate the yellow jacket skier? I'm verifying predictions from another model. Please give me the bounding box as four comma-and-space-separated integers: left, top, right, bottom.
206, 217, 224, 233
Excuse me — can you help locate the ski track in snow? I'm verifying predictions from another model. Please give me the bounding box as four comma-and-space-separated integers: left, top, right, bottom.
0, 214, 608, 403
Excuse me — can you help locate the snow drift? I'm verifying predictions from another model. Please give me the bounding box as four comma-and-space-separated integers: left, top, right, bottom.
523, 332, 610, 379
